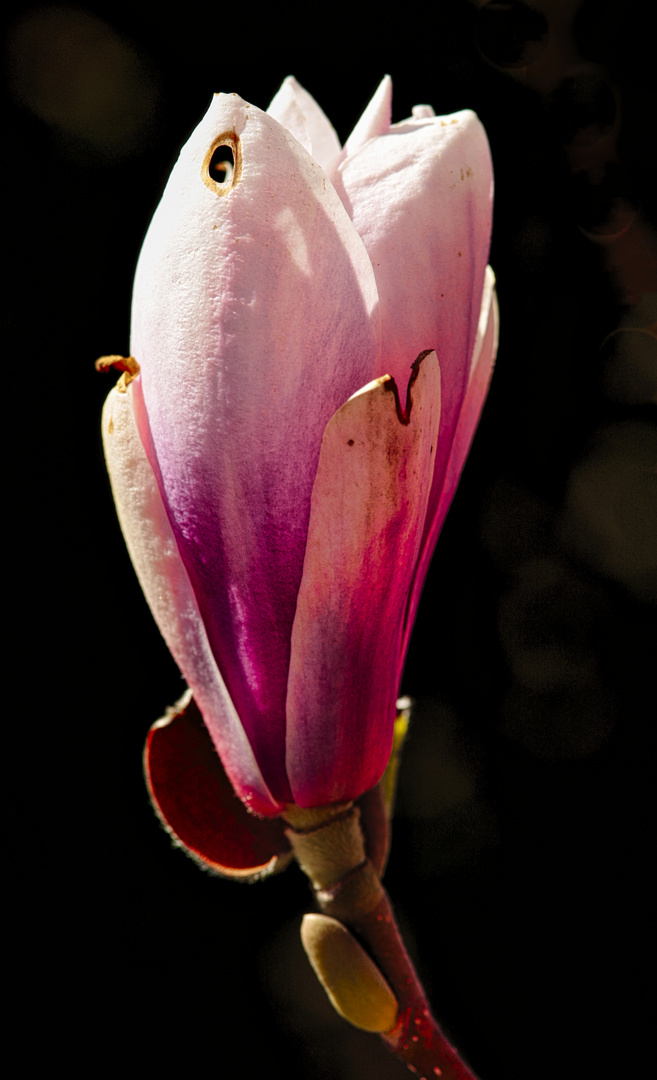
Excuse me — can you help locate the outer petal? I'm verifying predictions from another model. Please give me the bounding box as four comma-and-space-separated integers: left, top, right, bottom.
267, 76, 341, 172
101, 382, 283, 816
286, 352, 441, 807
401, 267, 499, 659
334, 107, 493, 535
131, 94, 381, 802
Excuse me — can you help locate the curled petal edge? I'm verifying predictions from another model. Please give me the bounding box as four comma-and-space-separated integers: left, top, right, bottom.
144, 691, 291, 880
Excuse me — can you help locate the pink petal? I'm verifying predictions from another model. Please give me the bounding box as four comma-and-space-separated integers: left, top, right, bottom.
286, 351, 441, 808
401, 267, 499, 659
411, 105, 436, 119
267, 75, 341, 172
445, 266, 499, 499
341, 75, 392, 162
334, 107, 493, 535
130, 94, 381, 802
101, 382, 283, 816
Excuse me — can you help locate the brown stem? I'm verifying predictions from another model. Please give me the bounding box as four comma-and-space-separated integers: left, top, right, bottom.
284, 805, 479, 1080
316, 867, 479, 1080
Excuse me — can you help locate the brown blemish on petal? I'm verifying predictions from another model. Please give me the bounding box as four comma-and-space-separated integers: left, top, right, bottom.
95, 354, 140, 393
383, 349, 433, 426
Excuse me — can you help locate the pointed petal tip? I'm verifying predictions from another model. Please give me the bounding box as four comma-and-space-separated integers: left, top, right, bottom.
343, 75, 393, 158
267, 74, 341, 169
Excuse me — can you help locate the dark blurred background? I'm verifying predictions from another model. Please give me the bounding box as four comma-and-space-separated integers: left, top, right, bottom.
4, 2, 655, 1077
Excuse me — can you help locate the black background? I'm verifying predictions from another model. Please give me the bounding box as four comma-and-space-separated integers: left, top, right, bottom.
4, 3, 655, 1077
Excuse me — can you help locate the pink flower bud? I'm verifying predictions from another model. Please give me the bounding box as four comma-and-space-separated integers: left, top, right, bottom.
101, 77, 497, 852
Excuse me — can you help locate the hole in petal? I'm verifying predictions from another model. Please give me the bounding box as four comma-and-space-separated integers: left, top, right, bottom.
210, 145, 234, 183
202, 131, 241, 195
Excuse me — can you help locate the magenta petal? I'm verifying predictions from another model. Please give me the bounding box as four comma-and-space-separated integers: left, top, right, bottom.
131, 93, 381, 801
286, 353, 441, 807
145, 693, 291, 879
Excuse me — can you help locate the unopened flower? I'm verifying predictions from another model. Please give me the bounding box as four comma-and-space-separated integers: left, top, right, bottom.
100, 76, 497, 874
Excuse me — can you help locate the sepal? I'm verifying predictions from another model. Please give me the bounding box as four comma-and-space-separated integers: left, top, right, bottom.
144, 691, 292, 881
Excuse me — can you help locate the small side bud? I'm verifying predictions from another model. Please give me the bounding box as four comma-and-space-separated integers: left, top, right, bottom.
300, 913, 398, 1033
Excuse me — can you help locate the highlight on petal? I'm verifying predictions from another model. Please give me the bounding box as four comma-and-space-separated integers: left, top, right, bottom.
144, 692, 291, 879
101, 380, 283, 817
130, 92, 382, 804
267, 75, 341, 172
286, 352, 441, 808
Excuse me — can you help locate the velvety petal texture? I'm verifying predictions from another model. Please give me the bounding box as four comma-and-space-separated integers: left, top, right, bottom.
102, 76, 496, 822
